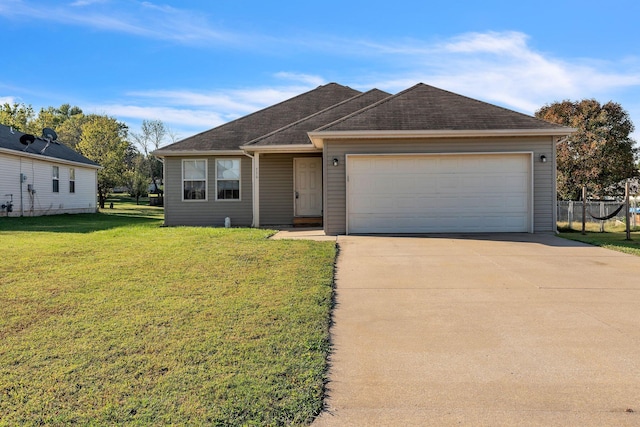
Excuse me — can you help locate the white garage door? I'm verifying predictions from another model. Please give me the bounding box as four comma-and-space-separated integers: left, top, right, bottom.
347, 153, 532, 234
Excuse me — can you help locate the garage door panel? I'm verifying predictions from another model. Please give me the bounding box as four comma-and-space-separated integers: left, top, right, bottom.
372, 177, 395, 193
347, 154, 531, 233
396, 197, 418, 209
349, 214, 528, 233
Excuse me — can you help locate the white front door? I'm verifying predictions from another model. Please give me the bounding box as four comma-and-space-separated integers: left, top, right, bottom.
294, 157, 323, 216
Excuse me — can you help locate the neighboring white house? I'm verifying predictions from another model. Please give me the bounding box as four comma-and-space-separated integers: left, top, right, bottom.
0, 124, 100, 217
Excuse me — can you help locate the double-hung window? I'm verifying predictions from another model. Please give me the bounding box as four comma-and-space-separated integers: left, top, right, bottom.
215, 159, 240, 200
183, 159, 207, 200
69, 168, 75, 193
52, 166, 59, 193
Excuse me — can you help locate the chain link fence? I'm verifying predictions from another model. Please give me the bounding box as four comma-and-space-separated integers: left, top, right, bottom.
557, 199, 639, 231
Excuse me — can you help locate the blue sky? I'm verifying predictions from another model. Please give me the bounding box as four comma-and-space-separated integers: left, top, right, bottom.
1, 0, 640, 144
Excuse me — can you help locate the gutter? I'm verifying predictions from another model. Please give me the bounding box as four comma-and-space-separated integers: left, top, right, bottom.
239, 144, 320, 153
152, 149, 245, 157
308, 128, 578, 148
0, 147, 102, 169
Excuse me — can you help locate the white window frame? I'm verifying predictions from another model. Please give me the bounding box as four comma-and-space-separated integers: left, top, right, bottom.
215, 158, 241, 201
52, 166, 59, 193
182, 159, 208, 202
69, 168, 75, 193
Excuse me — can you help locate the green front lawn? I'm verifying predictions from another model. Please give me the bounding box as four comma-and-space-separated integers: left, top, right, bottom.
0, 205, 335, 425
558, 228, 640, 257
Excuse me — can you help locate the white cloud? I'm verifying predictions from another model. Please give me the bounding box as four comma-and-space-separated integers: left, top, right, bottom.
274, 72, 326, 87
127, 90, 262, 113
442, 31, 530, 55
0, 96, 17, 104
120, 73, 326, 123
89, 76, 327, 140
0, 1, 238, 45
92, 31, 640, 141
69, 0, 109, 6
345, 31, 640, 116
7, 25, 637, 140
87, 104, 227, 129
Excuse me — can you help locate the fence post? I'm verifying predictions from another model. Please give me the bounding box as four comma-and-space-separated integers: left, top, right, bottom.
626, 180, 631, 241
599, 202, 605, 232
582, 186, 587, 235
568, 200, 573, 229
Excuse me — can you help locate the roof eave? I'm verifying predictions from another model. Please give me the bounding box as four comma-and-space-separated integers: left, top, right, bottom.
240, 144, 320, 153
152, 149, 245, 157
308, 128, 578, 148
0, 147, 102, 169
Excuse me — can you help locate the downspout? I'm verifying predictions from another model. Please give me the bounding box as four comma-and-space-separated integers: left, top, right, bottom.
553, 136, 564, 232
20, 173, 24, 217
19, 159, 24, 216
243, 151, 259, 228
161, 158, 166, 221
322, 143, 328, 235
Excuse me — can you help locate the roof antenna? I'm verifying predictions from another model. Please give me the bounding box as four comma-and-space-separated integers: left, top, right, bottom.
19, 133, 35, 151
43, 127, 58, 142
40, 128, 58, 154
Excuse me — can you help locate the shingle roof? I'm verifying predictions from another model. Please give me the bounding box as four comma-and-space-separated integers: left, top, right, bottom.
317, 83, 570, 132
157, 83, 361, 152
0, 124, 100, 167
244, 89, 391, 147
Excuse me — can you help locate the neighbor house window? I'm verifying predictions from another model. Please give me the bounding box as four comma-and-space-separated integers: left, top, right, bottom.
52, 166, 59, 193
216, 159, 240, 200
69, 168, 75, 193
183, 159, 207, 200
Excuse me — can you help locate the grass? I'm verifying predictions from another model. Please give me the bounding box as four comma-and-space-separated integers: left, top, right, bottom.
558, 222, 640, 257
0, 199, 336, 426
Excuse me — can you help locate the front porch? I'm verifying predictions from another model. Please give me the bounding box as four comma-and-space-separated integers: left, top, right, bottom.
253, 152, 324, 228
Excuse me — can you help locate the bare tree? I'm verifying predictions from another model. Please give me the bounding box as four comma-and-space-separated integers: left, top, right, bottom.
130, 120, 168, 193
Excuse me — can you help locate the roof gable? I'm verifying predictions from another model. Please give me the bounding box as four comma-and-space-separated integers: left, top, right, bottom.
158, 83, 361, 152
244, 89, 391, 148
317, 83, 570, 132
0, 124, 99, 167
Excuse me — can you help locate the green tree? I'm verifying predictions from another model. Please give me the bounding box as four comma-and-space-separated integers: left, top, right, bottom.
30, 104, 83, 135
124, 152, 149, 205
0, 102, 35, 132
56, 114, 89, 150
536, 99, 638, 200
76, 115, 131, 209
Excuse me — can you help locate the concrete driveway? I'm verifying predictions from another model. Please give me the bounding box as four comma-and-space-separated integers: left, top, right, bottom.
312, 233, 640, 426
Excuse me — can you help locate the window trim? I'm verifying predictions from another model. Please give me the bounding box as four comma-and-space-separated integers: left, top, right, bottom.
182, 159, 208, 202
215, 158, 241, 201
69, 167, 75, 193
52, 166, 59, 193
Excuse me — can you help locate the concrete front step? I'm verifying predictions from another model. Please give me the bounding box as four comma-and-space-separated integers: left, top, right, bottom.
293, 216, 323, 227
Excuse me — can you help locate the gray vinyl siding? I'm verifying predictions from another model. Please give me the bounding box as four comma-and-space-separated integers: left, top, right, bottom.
259, 152, 321, 225
164, 155, 252, 226
324, 136, 556, 235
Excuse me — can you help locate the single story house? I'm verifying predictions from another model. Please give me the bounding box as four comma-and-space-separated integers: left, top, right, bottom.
154, 83, 575, 235
0, 124, 100, 217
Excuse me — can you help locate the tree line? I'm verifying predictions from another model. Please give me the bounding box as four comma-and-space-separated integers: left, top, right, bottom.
0, 102, 175, 208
